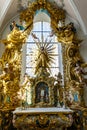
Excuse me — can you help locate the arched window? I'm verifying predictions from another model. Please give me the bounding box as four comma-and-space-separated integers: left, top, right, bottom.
24, 21, 63, 77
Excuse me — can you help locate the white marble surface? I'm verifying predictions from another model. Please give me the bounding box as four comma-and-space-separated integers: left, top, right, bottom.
13, 107, 73, 114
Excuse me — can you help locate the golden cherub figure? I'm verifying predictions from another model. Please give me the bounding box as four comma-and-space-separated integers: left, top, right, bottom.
57, 22, 81, 44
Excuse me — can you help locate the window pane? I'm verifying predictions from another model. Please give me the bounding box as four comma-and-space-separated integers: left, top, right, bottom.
50, 68, 59, 77
51, 56, 59, 67
51, 35, 57, 42
26, 55, 37, 67
26, 68, 35, 77
26, 56, 31, 67
42, 32, 51, 42
49, 43, 59, 55
33, 22, 41, 31
25, 21, 62, 78
27, 35, 34, 42
26, 43, 37, 54
43, 22, 51, 31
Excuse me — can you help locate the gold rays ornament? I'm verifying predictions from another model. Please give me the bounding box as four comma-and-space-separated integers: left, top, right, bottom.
30, 32, 56, 74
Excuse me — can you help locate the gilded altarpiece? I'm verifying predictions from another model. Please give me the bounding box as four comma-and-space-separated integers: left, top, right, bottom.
0, 0, 87, 130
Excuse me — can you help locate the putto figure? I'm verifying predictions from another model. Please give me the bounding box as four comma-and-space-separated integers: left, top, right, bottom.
73, 62, 85, 83
10, 21, 24, 31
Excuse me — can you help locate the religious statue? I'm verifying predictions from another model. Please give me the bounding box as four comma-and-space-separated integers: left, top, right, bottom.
35, 81, 49, 106
10, 21, 24, 31
31, 33, 55, 74
36, 46, 48, 68
55, 72, 62, 86
21, 73, 29, 87
40, 89, 45, 102
19, 73, 31, 106
7, 27, 26, 44
65, 91, 74, 106
73, 62, 85, 83
57, 22, 81, 44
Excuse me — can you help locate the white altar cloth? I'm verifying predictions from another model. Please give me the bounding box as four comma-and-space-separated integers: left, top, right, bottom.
13, 107, 73, 114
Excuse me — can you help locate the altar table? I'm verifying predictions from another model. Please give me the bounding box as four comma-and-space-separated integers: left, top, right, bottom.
13, 107, 73, 130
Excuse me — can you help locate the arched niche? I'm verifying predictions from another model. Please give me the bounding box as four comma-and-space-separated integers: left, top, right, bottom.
35, 82, 49, 103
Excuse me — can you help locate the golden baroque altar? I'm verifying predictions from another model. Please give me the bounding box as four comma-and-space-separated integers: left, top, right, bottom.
0, 0, 87, 130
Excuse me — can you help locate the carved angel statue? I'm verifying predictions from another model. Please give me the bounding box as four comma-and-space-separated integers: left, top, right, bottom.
73, 62, 87, 83
7, 27, 27, 44
19, 73, 32, 106
57, 22, 82, 44
20, 73, 30, 92
10, 21, 24, 31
